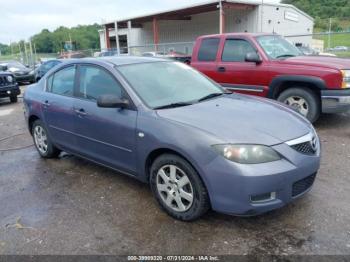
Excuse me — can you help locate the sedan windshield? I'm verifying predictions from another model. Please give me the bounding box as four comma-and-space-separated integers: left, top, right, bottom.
118, 62, 224, 109
256, 35, 302, 59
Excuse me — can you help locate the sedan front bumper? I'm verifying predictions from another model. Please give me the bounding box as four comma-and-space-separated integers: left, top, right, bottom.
321, 89, 350, 113
201, 142, 320, 216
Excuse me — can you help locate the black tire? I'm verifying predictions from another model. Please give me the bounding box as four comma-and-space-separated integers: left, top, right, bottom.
9, 96, 18, 103
32, 119, 61, 158
277, 87, 320, 123
150, 154, 210, 221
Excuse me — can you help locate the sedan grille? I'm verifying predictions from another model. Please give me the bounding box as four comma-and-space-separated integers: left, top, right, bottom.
291, 141, 316, 155
292, 173, 316, 197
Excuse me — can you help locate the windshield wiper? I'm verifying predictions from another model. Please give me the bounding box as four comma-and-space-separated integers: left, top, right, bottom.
153, 102, 193, 110
276, 54, 296, 59
198, 92, 230, 102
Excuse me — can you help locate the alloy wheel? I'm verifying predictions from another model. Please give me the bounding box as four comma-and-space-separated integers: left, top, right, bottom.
34, 125, 48, 154
156, 165, 194, 212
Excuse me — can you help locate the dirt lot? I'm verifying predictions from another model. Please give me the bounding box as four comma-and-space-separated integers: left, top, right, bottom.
0, 88, 350, 256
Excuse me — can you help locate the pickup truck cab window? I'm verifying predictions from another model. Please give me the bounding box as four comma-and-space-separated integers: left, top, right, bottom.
198, 38, 220, 62
49, 66, 76, 96
77, 65, 122, 101
222, 39, 256, 62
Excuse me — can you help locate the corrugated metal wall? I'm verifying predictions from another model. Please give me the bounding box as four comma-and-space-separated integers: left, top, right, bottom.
129, 8, 258, 46
258, 4, 314, 45
101, 4, 314, 49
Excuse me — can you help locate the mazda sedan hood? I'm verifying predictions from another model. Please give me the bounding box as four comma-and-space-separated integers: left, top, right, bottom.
156, 94, 311, 146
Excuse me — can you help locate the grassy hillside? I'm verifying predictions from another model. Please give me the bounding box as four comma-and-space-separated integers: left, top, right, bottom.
282, 0, 350, 31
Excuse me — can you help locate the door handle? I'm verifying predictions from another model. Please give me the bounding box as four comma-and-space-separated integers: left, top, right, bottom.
74, 108, 88, 116
43, 100, 50, 107
217, 66, 226, 72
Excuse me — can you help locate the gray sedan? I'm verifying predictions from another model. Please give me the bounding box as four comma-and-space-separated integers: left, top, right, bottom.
23, 57, 321, 221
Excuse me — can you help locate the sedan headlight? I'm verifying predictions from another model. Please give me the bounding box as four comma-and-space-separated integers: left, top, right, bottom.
212, 144, 281, 164
6, 75, 13, 83
341, 70, 350, 88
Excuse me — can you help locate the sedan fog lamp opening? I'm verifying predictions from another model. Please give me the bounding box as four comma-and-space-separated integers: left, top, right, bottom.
250, 192, 276, 204
212, 144, 281, 164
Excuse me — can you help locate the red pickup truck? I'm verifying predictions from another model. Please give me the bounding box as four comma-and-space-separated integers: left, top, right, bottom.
191, 33, 350, 122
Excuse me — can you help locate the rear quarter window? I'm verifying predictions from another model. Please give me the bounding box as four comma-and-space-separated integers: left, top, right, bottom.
198, 38, 220, 62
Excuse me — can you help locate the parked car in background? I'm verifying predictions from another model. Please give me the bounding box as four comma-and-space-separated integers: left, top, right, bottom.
296, 45, 319, 56
0, 69, 20, 103
58, 51, 86, 59
296, 45, 336, 57
166, 51, 191, 64
191, 33, 350, 123
99, 50, 119, 57
142, 51, 191, 64
34, 59, 62, 82
24, 57, 320, 221
333, 46, 348, 52
0, 61, 35, 84
142, 51, 167, 57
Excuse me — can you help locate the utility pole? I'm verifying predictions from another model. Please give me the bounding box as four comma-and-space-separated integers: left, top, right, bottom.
29, 39, 34, 68
24, 42, 29, 66
328, 18, 332, 49
33, 43, 37, 64
219, 0, 225, 34
18, 43, 22, 63
10, 40, 13, 56
261, 0, 264, 32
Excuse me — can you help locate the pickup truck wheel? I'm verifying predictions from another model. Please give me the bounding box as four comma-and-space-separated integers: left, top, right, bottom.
150, 154, 210, 221
10, 96, 18, 103
277, 88, 320, 123
32, 120, 61, 158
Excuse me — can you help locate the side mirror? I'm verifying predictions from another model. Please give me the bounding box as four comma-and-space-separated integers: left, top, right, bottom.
245, 52, 262, 63
97, 95, 129, 109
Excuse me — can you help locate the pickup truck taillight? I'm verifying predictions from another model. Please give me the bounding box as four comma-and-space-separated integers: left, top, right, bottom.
341, 70, 350, 88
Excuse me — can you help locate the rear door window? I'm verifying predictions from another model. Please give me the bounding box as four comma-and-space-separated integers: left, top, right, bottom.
50, 66, 76, 96
77, 65, 122, 101
198, 38, 220, 62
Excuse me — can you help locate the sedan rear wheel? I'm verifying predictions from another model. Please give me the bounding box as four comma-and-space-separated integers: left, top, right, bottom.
34, 125, 48, 155
32, 120, 61, 158
150, 154, 210, 221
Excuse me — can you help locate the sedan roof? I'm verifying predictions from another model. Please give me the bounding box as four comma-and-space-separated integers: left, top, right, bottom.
55, 56, 170, 70
100, 56, 169, 66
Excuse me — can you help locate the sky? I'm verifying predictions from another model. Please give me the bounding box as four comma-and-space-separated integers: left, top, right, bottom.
0, 0, 279, 44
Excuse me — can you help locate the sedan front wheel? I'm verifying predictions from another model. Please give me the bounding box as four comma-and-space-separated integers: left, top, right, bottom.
150, 154, 210, 221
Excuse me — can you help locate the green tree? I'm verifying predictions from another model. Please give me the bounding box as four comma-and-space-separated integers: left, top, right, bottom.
282, 0, 350, 31
30, 24, 101, 53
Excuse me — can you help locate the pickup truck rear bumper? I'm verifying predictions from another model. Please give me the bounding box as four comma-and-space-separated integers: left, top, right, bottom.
321, 89, 350, 113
